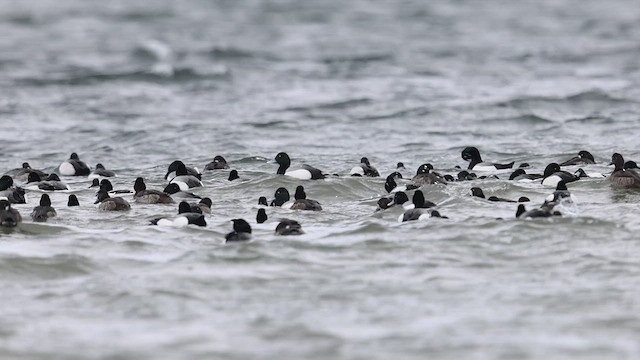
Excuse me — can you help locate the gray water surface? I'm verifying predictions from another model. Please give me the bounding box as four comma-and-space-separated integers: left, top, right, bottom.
1, 0, 640, 359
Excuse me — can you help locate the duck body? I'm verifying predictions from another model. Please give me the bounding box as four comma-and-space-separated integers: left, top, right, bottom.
350, 157, 380, 177
275, 152, 325, 180
165, 160, 202, 181
0, 176, 26, 204
95, 189, 131, 211
31, 194, 57, 222
0, 200, 22, 227
163, 183, 202, 199
461, 147, 514, 171
609, 153, 640, 189
541, 163, 580, 187
59, 153, 90, 176
225, 219, 252, 242
88, 163, 116, 179
385, 172, 420, 194
133, 177, 174, 204
33, 174, 70, 191
5, 162, 48, 181
151, 201, 206, 227
411, 164, 447, 185
275, 219, 304, 235
205, 155, 229, 170
559, 150, 596, 166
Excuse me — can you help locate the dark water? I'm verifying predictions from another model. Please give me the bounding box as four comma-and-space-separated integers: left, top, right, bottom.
1, 0, 640, 358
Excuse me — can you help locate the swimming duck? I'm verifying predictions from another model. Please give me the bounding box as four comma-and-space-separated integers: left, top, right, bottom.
0, 176, 26, 204
190, 197, 211, 214
168, 162, 203, 189
133, 177, 174, 204
470, 187, 529, 203
461, 147, 514, 171
151, 201, 206, 227
274, 152, 325, 180
256, 208, 267, 224
228, 170, 240, 181
275, 219, 304, 235
30, 194, 57, 222
225, 219, 252, 242
399, 208, 448, 222
4, 162, 48, 181
163, 183, 202, 199
67, 194, 80, 207
0, 200, 22, 227
270, 187, 322, 211
609, 153, 640, 189
27, 173, 69, 191
411, 164, 447, 185
559, 150, 596, 166
509, 169, 543, 182
350, 157, 380, 177
95, 189, 131, 211
205, 155, 230, 170
165, 160, 202, 180
541, 163, 580, 187
88, 163, 116, 178
385, 172, 419, 193
59, 153, 90, 176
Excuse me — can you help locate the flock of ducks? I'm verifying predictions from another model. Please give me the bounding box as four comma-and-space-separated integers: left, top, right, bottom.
1, 147, 639, 241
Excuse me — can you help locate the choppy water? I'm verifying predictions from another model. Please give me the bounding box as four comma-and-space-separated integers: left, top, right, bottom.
2, 0, 640, 358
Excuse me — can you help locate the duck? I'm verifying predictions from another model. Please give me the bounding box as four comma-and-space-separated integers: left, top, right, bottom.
150, 201, 207, 227
544, 181, 575, 206
95, 189, 131, 211
258, 196, 268, 206
90, 179, 100, 188
205, 155, 230, 170
376, 191, 410, 211
256, 208, 267, 224
27, 173, 69, 191
88, 163, 116, 178
190, 197, 211, 214
228, 170, 240, 181
99, 179, 131, 194
291, 185, 322, 210
470, 187, 529, 203
456, 170, 477, 181
4, 162, 48, 181
0, 175, 26, 204
385, 172, 420, 193
274, 152, 325, 180
609, 153, 640, 188
0, 200, 22, 227
398, 208, 448, 222
133, 177, 174, 204
275, 219, 304, 235
30, 194, 57, 222
559, 150, 596, 166
225, 219, 252, 242
163, 183, 202, 199
59, 153, 91, 176
516, 203, 561, 219
461, 147, 514, 171
541, 163, 580, 187
270, 187, 322, 211
67, 194, 80, 207
411, 164, 447, 185
164, 160, 202, 181
509, 169, 543, 182
350, 157, 380, 177
402, 190, 437, 210
167, 162, 203, 189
